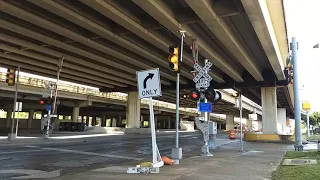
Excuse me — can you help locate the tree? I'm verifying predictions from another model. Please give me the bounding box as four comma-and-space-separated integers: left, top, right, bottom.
310, 111, 320, 126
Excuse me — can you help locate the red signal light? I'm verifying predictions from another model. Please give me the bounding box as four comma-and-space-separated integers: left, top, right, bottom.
190, 89, 200, 101
39, 99, 45, 104
192, 92, 198, 99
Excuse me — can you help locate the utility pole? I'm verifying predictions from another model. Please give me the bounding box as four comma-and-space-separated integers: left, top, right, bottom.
291, 37, 303, 151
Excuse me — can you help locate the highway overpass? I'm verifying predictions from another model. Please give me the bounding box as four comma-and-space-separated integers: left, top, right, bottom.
0, 72, 262, 131
0, 0, 293, 134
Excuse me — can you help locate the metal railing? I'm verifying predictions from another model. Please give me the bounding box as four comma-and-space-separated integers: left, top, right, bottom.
0, 72, 225, 120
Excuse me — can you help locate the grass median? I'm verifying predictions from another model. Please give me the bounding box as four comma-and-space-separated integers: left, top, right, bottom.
272, 151, 320, 180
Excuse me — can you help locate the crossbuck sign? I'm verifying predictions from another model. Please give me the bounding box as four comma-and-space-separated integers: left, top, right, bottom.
193, 61, 213, 89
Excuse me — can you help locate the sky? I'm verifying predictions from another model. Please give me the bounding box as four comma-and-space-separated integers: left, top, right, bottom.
284, 0, 320, 112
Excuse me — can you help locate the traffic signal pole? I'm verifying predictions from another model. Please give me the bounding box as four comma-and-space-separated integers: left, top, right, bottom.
8, 66, 20, 141
172, 30, 186, 164
239, 93, 244, 152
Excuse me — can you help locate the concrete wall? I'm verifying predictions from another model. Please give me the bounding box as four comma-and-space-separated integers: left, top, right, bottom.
180, 121, 194, 131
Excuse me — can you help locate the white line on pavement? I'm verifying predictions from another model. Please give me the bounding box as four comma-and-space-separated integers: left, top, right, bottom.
25, 146, 143, 161
0, 149, 44, 155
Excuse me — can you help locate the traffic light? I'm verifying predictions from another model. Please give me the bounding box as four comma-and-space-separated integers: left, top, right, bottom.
231, 93, 239, 98
205, 88, 222, 103
39, 97, 54, 105
190, 89, 200, 101
168, 45, 179, 72
6, 68, 16, 86
288, 68, 293, 85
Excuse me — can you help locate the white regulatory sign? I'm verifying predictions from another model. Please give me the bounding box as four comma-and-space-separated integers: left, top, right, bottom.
137, 68, 162, 99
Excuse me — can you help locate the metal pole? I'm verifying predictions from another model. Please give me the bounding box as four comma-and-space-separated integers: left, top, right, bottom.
292, 37, 303, 150
149, 97, 157, 165
15, 102, 21, 137
10, 66, 20, 135
52, 57, 64, 115
175, 72, 180, 148
44, 85, 53, 139
175, 31, 185, 148
307, 110, 310, 138
239, 94, 244, 152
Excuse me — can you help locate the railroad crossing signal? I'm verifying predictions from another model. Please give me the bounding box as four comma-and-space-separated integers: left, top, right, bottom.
6, 68, 16, 86
193, 61, 213, 89
168, 45, 179, 72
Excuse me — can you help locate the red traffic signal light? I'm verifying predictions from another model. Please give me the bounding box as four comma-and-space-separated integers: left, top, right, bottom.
39, 97, 54, 105
39, 99, 45, 105
190, 89, 200, 101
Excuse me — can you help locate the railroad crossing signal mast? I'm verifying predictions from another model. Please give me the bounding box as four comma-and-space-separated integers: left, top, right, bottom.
191, 38, 222, 156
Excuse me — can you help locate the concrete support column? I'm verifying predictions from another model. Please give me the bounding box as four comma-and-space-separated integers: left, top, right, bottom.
226, 115, 235, 130
168, 116, 171, 129
154, 116, 158, 129
117, 116, 122, 127
28, 109, 34, 129
92, 117, 96, 126
6, 109, 12, 128
86, 116, 89, 126
261, 87, 277, 134
140, 116, 144, 128
111, 117, 116, 127
72, 107, 80, 123
102, 116, 106, 127
277, 108, 287, 134
81, 116, 84, 123
126, 92, 141, 128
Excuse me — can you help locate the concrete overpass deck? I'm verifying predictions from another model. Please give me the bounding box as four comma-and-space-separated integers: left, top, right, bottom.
0, 0, 292, 114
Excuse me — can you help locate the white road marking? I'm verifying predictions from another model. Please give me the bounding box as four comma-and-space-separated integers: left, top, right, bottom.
50, 134, 123, 139
0, 149, 44, 155
25, 146, 143, 161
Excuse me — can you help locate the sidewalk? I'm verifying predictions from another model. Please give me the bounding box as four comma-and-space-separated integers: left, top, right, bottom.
52, 142, 293, 180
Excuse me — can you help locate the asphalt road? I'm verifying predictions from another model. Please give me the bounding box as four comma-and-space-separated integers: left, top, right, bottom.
0, 131, 231, 179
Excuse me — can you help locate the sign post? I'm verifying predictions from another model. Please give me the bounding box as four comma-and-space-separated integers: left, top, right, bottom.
127, 68, 163, 173
15, 102, 22, 137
